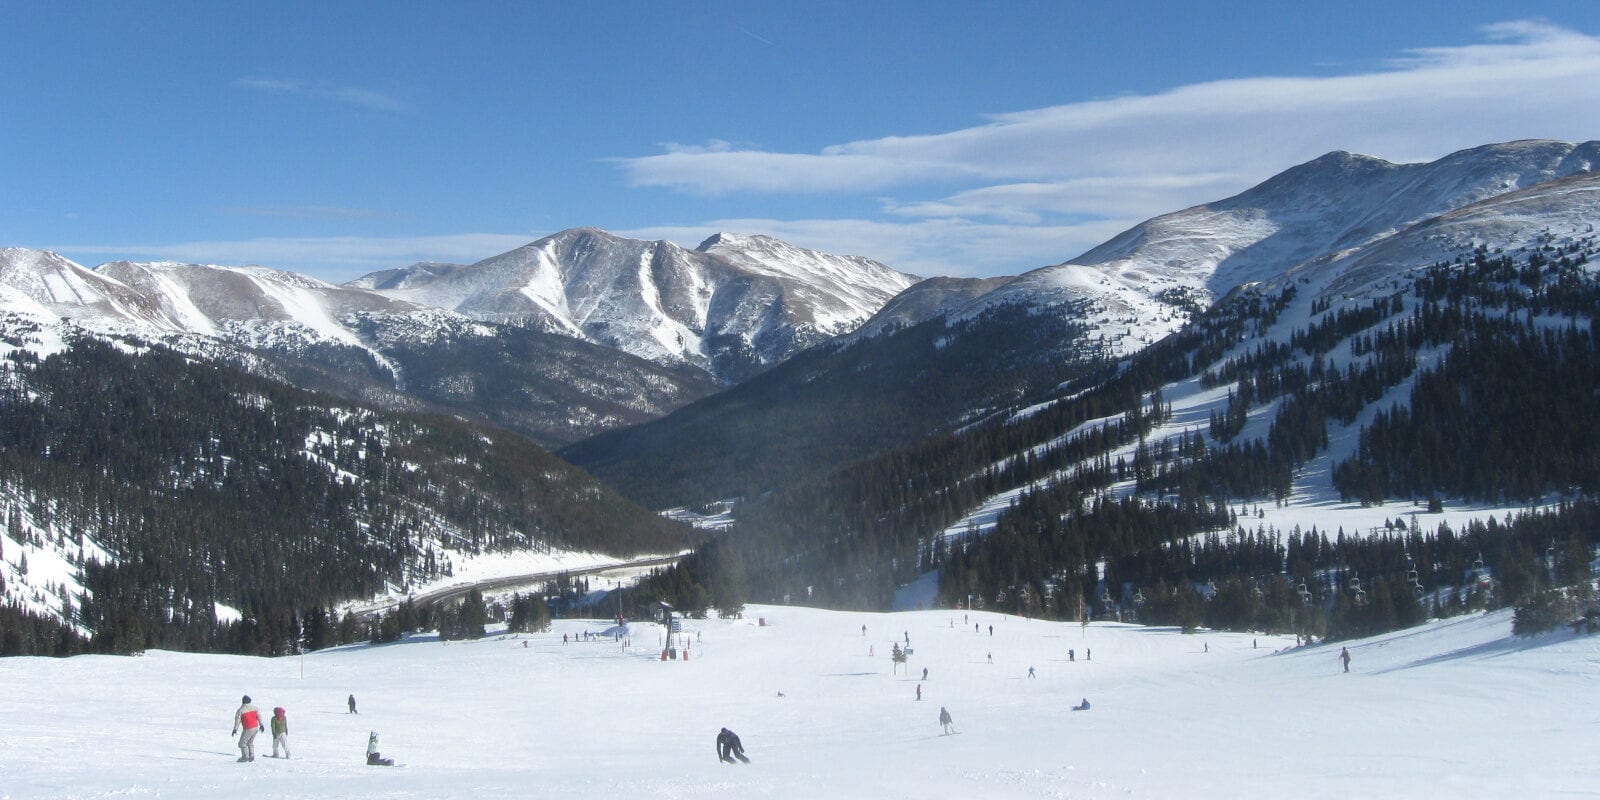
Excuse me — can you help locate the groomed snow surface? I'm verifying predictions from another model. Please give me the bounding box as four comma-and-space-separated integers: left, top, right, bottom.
3, 606, 1596, 799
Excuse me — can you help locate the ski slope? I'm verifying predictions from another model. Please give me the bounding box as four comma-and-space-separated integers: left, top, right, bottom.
3, 605, 1596, 798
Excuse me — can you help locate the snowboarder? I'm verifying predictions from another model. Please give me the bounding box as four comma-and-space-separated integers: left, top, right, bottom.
921, 667, 928, 680
939, 706, 954, 734
1073, 698, 1091, 711
348, 694, 357, 714
232, 695, 263, 762
716, 727, 749, 763
270, 707, 290, 758
366, 731, 395, 766
1341, 646, 1351, 673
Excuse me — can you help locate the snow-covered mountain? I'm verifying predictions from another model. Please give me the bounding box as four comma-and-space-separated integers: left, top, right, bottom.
571, 139, 1600, 512
348, 228, 921, 383
945, 139, 1599, 355
0, 250, 718, 445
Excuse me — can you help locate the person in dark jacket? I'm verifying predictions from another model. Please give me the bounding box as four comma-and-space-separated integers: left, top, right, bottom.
348, 694, 358, 714
716, 727, 749, 763
1072, 698, 1091, 711
939, 706, 954, 734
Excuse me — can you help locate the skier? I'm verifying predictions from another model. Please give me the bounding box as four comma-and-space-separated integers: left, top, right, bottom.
921, 667, 928, 680
861, 624, 866, 636
716, 727, 749, 763
366, 731, 395, 766
348, 694, 357, 714
939, 706, 954, 734
916, 683, 922, 701
986, 652, 992, 664
1341, 646, 1351, 673
1028, 666, 1035, 678
231, 695, 263, 762
270, 707, 290, 758
988, 625, 993, 636
1073, 698, 1091, 711
1086, 649, 1091, 661
1069, 649, 1075, 662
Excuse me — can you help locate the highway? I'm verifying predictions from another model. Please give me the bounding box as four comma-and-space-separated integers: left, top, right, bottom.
355, 553, 685, 616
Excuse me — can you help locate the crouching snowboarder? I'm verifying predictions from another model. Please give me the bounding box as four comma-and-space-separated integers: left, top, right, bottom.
716, 727, 749, 763
1072, 698, 1091, 711
366, 731, 395, 766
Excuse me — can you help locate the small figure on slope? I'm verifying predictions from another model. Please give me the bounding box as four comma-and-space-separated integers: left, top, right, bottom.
348, 694, 357, 714
716, 727, 749, 763
939, 706, 955, 735
1341, 646, 1352, 673
270, 707, 290, 759
1072, 698, 1091, 711
232, 695, 263, 762
367, 731, 396, 766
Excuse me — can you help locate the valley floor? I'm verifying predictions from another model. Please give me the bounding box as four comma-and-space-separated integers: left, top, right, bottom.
2, 605, 1596, 798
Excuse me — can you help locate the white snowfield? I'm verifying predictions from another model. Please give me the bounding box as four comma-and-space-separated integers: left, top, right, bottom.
3, 605, 1594, 799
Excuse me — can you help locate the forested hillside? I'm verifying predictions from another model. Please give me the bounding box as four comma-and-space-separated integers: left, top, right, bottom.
561, 300, 1111, 509
630, 215, 1600, 645
0, 324, 696, 655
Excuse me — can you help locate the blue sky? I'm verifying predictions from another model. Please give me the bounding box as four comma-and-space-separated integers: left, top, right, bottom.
5, 2, 1598, 282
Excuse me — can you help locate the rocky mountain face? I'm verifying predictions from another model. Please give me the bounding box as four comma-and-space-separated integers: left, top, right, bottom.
348, 228, 920, 384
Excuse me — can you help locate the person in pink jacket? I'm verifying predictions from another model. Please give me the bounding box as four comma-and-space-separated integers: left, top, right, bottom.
270, 707, 290, 758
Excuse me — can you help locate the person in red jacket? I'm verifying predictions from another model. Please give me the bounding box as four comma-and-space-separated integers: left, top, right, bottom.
232, 695, 263, 762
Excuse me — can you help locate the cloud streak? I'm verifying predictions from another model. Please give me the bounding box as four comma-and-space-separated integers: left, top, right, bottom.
235, 77, 407, 112
618, 21, 1600, 198
609, 21, 1600, 275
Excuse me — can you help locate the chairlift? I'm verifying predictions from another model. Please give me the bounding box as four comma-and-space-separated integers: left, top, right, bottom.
1353, 588, 1369, 606
1348, 576, 1362, 592
1132, 590, 1146, 606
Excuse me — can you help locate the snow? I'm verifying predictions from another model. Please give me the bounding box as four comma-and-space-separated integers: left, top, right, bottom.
4, 604, 1596, 798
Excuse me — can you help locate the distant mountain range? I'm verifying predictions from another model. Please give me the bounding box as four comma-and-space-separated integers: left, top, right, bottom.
0, 229, 917, 445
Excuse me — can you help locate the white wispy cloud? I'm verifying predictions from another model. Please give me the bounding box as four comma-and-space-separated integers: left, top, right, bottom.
612, 21, 1600, 275
235, 77, 407, 112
